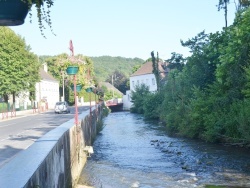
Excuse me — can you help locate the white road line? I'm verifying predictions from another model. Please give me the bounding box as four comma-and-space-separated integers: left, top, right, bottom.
0, 123, 16, 128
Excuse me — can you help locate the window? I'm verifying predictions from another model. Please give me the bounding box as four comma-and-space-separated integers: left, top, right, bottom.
132, 81, 134, 87
152, 78, 155, 85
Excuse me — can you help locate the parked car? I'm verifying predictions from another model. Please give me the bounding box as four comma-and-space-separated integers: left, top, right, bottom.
54, 101, 70, 114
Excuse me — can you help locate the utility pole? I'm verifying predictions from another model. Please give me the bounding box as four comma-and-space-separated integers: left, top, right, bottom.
62, 71, 65, 102
112, 75, 114, 98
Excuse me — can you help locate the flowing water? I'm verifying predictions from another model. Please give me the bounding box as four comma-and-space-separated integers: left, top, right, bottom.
78, 112, 250, 188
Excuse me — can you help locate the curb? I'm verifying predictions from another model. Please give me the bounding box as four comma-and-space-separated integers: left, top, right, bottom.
0, 109, 52, 122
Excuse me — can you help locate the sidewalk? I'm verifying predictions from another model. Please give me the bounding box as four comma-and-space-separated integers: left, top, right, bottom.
0, 109, 50, 121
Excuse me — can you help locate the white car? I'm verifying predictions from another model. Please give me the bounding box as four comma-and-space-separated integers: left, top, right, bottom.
54, 101, 70, 114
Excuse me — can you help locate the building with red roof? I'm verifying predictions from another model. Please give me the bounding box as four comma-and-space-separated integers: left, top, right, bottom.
123, 61, 168, 110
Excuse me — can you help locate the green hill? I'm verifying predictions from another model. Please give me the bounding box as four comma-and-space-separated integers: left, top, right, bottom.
91, 56, 144, 82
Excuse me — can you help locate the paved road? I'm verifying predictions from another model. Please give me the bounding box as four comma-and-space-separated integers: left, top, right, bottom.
0, 106, 90, 168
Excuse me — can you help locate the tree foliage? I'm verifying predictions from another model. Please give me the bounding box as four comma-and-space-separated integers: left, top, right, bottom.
151, 51, 160, 91
42, 55, 144, 102
105, 70, 129, 94
0, 27, 40, 102
130, 84, 150, 114
133, 7, 250, 146
143, 91, 163, 120
43, 54, 95, 104
91, 56, 144, 82
166, 52, 186, 71
217, 0, 250, 28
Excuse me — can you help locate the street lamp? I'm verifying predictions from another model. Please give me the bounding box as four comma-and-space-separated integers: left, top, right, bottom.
65, 40, 80, 125
61, 70, 65, 102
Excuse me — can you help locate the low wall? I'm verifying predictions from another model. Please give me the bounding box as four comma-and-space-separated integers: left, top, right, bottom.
0, 103, 104, 188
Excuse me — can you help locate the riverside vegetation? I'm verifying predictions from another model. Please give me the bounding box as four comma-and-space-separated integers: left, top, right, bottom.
131, 7, 250, 147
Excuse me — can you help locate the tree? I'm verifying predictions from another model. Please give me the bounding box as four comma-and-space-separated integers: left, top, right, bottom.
42, 54, 95, 104
166, 52, 185, 71
143, 91, 163, 120
217, 0, 250, 28
91, 56, 144, 82
237, 0, 250, 10
130, 84, 150, 114
181, 31, 209, 54
131, 64, 141, 73
181, 31, 217, 89
217, 0, 230, 28
151, 51, 160, 91
0, 27, 40, 105
216, 9, 250, 101
106, 70, 129, 94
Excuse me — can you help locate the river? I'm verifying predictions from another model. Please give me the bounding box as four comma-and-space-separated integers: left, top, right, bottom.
78, 112, 250, 188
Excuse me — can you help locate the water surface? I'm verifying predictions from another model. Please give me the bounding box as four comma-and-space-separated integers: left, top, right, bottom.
79, 112, 250, 188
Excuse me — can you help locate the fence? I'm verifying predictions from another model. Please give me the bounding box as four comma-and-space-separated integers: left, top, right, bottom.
0, 102, 44, 120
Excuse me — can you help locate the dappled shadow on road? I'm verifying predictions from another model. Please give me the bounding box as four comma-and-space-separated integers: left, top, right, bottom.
0, 144, 23, 168
0, 106, 90, 170
0, 111, 76, 169
8, 135, 40, 141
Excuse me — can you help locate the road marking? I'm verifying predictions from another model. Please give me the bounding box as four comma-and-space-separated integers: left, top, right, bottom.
0, 123, 16, 127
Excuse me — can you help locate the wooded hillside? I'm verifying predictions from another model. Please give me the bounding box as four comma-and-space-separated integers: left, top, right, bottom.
90, 56, 144, 82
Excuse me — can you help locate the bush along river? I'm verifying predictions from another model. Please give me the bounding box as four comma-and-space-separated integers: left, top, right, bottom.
78, 112, 250, 188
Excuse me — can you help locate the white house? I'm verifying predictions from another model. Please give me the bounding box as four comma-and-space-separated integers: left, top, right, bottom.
12, 64, 59, 111
123, 61, 167, 110
35, 64, 60, 109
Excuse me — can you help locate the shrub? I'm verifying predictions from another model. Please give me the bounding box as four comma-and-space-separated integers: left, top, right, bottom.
130, 84, 150, 114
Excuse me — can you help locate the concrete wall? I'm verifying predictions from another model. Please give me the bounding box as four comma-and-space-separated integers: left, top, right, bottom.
123, 90, 133, 110
0, 103, 104, 188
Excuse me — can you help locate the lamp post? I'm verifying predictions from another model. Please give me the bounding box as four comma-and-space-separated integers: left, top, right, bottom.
94, 90, 97, 108
61, 70, 65, 102
74, 74, 78, 125
85, 87, 93, 121
65, 40, 79, 126
89, 91, 91, 115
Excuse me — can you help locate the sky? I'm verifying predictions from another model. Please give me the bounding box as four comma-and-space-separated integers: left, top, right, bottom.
10, 0, 236, 61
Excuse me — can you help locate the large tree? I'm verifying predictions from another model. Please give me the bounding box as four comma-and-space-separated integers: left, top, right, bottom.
105, 70, 129, 94
217, 0, 230, 28
44, 54, 95, 104
217, 0, 250, 28
0, 27, 40, 104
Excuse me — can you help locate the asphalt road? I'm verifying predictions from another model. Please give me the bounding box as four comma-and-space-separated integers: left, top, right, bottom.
0, 106, 90, 168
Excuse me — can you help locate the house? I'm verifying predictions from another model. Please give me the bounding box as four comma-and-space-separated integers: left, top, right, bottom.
8, 64, 59, 111
123, 61, 168, 110
8, 64, 59, 110
35, 64, 60, 109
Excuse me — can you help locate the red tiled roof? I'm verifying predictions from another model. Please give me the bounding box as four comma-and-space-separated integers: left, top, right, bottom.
131, 61, 166, 78
130, 61, 153, 77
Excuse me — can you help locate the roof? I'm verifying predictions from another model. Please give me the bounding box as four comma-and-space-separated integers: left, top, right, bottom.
99, 82, 123, 95
39, 68, 58, 82
130, 61, 153, 77
131, 61, 167, 79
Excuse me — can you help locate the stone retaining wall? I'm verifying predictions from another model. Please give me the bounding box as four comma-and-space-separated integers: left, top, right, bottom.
0, 103, 104, 188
